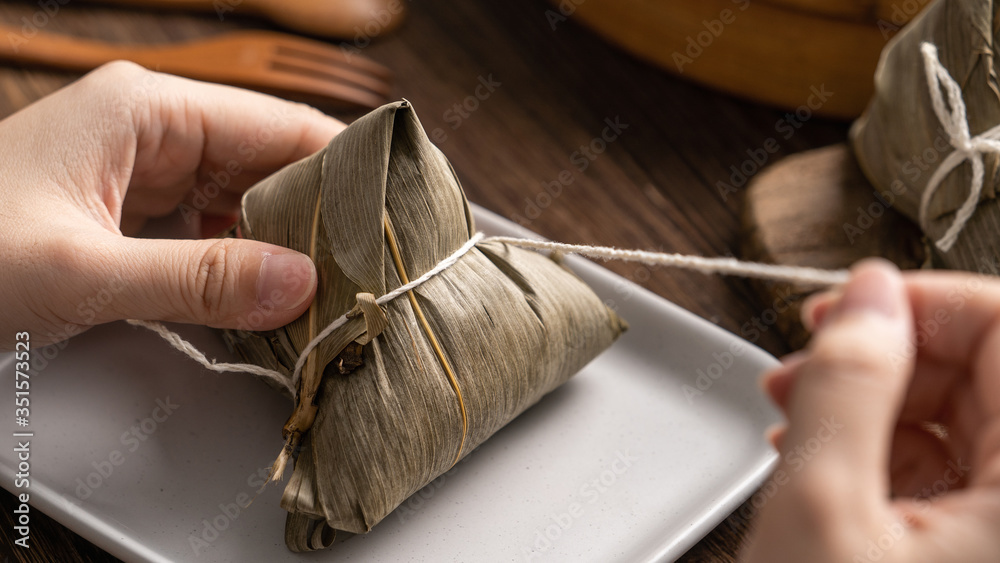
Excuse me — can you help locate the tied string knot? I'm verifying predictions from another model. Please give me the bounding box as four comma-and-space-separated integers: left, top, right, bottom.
349, 292, 388, 346
130, 233, 486, 397
286, 232, 484, 391
919, 42, 1000, 252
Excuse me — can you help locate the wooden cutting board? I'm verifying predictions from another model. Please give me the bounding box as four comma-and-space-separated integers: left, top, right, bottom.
741, 143, 927, 348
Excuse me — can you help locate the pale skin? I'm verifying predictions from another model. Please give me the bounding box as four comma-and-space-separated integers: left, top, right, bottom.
1, 65, 999, 559
745, 260, 1000, 561
0, 61, 343, 350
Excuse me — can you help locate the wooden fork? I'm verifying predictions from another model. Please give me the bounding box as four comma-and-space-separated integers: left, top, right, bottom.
0, 26, 392, 109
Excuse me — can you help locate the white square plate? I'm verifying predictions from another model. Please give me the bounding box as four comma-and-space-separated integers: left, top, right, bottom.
0, 205, 780, 562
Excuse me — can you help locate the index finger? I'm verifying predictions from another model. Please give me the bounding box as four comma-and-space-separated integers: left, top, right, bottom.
124, 65, 347, 194
808, 270, 1000, 425
903, 270, 1000, 370
804, 270, 1000, 370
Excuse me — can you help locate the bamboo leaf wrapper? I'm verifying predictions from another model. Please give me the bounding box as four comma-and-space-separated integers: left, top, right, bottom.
221, 101, 627, 551
851, 0, 1000, 270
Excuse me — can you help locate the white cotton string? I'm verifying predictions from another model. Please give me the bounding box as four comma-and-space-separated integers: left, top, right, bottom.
128, 43, 1000, 398
130, 232, 850, 394
486, 236, 849, 286
286, 232, 484, 388
126, 318, 295, 395
919, 42, 1000, 252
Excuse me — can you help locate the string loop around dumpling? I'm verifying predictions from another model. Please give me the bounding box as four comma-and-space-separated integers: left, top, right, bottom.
350, 292, 388, 346
919, 42, 1000, 252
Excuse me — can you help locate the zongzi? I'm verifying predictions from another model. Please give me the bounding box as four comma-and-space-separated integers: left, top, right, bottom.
851, 0, 1000, 272
221, 100, 627, 551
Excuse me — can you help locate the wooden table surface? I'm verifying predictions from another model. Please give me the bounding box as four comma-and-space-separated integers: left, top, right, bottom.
0, 0, 852, 560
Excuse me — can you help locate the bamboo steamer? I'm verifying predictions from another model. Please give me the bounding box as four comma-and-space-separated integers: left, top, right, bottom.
553, 0, 928, 119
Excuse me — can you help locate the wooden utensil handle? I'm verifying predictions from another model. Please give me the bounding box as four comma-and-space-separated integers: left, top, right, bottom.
0, 24, 122, 71
82, 0, 258, 13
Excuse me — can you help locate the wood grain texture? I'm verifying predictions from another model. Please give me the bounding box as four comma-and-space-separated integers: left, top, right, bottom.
741, 144, 927, 349
0, 0, 854, 560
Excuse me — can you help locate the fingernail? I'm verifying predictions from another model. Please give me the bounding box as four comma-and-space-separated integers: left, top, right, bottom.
801, 290, 836, 331
827, 259, 904, 321
757, 351, 806, 391
779, 350, 809, 368
256, 252, 316, 311
764, 423, 786, 450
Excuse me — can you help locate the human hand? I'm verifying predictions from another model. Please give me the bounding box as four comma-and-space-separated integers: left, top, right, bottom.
742, 259, 1000, 562
0, 62, 345, 350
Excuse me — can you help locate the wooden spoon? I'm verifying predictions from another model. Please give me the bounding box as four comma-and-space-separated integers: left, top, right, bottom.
87, 0, 405, 40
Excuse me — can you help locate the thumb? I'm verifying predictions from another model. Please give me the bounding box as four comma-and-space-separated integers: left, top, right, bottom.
98, 235, 316, 331
781, 259, 913, 499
